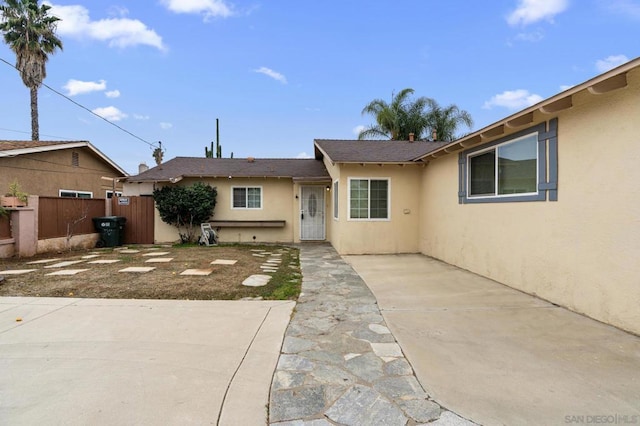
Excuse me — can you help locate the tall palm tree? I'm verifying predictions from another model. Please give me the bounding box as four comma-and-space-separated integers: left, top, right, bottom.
359, 88, 432, 140
426, 99, 473, 142
0, 0, 63, 140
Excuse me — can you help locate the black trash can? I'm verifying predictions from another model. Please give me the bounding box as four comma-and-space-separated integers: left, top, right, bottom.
92, 216, 127, 247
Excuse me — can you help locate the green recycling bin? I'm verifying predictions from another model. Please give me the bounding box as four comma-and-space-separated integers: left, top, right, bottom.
93, 216, 127, 247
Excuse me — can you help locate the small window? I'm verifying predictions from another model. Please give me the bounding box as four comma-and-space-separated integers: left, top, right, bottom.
348, 178, 389, 220
232, 187, 262, 209
106, 191, 123, 199
71, 152, 79, 167
333, 180, 339, 219
60, 189, 93, 198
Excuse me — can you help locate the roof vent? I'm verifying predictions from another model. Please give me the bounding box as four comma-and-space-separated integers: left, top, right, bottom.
247, 157, 255, 163
409, 133, 415, 142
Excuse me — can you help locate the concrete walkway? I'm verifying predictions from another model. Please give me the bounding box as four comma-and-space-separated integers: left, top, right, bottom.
345, 253, 640, 426
0, 297, 294, 425
269, 244, 474, 425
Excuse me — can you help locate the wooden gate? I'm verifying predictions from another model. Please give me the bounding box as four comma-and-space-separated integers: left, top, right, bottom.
111, 196, 155, 244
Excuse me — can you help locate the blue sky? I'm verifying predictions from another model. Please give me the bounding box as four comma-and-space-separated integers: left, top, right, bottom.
0, 0, 638, 174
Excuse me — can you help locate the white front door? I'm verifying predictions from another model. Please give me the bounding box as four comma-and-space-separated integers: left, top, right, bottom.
300, 186, 325, 240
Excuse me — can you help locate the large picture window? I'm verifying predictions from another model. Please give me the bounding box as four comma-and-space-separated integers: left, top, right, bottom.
232, 187, 261, 209
59, 189, 92, 198
349, 178, 389, 220
459, 119, 558, 204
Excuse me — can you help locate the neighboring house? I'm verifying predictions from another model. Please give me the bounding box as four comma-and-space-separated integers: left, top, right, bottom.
123, 158, 332, 244
0, 141, 127, 199
124, 57, 639, 335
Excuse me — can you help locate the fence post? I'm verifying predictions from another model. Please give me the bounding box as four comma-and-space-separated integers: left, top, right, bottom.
12, 196, 38, 257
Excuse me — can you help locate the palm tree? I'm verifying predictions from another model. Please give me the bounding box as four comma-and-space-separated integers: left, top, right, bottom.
0, 0, 63, 140
426, 99, 473, 142
359, 88, 432, 140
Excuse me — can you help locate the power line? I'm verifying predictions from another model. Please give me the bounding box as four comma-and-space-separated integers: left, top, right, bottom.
0, 126, 77, 141
0, 56, 160, 150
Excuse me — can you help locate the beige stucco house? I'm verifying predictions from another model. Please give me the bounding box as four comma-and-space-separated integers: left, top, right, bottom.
0, 141, 127, 199
125, 57, 639, 335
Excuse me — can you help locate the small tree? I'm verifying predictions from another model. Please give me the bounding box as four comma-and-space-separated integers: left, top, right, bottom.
153, 182, 217, 243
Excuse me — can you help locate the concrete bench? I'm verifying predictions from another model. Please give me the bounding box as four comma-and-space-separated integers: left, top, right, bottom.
209, 220, 286, 228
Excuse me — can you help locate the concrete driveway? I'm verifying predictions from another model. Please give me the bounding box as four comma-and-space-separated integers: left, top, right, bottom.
0, 297, 294, 425
345, 254, 640, 426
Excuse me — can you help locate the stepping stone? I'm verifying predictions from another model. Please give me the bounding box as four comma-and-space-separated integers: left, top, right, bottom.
260, 265, 278, 269
370, 342, 403, 358
27, 258, 62, 264
250, 249, 266, 252
252, 253, 266, 258
0, 269, 36, 275
81, 254, 101, 259
145, 258, 174, 263
44, 260, 85, 269
46, 269, 89, 276
180, 269, 212, 276
119, 267, 155, 273
369, 324, 391, 334
266, 259, 282, 264
242, 274, 271, 287
119, 249, 140, 254
142, 252, 171, 257
88, 259, 121, 264
211, 259, 237, 265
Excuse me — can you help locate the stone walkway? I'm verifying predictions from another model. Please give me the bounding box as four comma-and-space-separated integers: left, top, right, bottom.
269, 244, 476, 425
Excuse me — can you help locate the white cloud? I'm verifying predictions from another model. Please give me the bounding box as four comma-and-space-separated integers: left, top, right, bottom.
160, 0, 233, 19
595, 55, 630, 73
254, 67, 287, 84
507, 0, 569, 26
352, 125, 366, 136
296, 152, 312, 159
134, 114, 150, 120
47, 2, 166, 51
105, 90, 121, 98
92, 106, 127, 121
483, 89, 544, 110
602, 0, 640, 20
63, 79, 106, 96
160, 122, 173, 129
514, 29, 545, 42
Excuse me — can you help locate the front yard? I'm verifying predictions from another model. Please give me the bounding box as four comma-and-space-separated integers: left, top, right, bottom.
0, 244, 301, 300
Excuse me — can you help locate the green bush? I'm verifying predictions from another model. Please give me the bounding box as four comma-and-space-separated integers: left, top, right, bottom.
153, 182, 217, 243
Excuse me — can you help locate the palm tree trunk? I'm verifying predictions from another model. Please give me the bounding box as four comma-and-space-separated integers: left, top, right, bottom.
30, 87, 39, 140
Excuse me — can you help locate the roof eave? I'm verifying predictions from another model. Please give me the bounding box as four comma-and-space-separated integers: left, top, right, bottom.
417, 56, 640, 161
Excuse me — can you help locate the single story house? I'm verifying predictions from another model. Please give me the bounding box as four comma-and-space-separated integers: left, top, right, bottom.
124, 57, 639, 335
0, 140, 127, 199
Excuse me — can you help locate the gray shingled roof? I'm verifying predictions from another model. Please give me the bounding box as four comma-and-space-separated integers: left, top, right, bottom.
126, 157, 330, 183
0, 140, 89, 150
314, 139, 449, 163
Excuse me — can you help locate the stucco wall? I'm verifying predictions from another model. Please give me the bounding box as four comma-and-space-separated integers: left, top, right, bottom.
0, 147, 123, 198
152, 177, 308, 244
330, 163, 424, 254
420, 69, 640, 334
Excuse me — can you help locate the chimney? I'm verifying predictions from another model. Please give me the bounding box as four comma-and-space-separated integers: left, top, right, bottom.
138, 162, 149, 173
409, 133, 415, 142
247, 157, 255, 163
431, 130, 437, 141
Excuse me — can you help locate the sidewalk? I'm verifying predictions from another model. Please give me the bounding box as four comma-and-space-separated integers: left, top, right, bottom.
269, 244, 474, 425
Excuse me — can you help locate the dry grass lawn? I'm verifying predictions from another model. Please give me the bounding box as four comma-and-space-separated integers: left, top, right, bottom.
0, 244, 301, 300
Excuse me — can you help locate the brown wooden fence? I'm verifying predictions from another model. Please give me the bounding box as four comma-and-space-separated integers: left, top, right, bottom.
0, 215, 10, 239
38, 197, 106, 239
111, 196, 155, 244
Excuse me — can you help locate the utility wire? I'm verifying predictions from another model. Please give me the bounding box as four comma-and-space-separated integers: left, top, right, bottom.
0, 56, 160, 150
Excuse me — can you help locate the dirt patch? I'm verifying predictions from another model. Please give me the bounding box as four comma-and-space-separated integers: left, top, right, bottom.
0, 244, 301, 300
